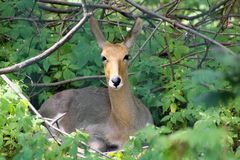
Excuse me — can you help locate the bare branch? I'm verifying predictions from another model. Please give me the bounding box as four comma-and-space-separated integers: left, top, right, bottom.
154, 0, 178, 12
0, 12, 91, 75
32, 75, 105, 87
50, 112, 66, 125
32, 73, 134, 87
38, 3, 80, 13
129, 21, 162, 65
173, 0, 229, 20
160, 52, 205, 68
37, 0, 134, 18
125, 0, 235, 55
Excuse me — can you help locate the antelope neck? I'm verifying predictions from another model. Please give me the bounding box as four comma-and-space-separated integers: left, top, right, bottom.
108, 78, 136, 128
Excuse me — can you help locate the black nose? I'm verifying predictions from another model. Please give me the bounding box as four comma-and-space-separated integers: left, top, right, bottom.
111, 77, 121, 87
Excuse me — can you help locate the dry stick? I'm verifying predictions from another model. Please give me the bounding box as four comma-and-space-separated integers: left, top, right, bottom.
219, 0, 236, 30
199, 29, 240, 36
174, 0, 229, 20
198, 0, 236, 69
1, 75, 71, 140
0, 12, 90, 74
197, 22, 221, 68
50, 112, 67, 125
31, 73, 134, 87
32, 75, 105, 87
0, 74, 114, 159
160, 51, 205, 68
129, 21, 162, 65
38, 3, 80, 13
0, 16, 82, 23
154, 0, 178, 12
1, 75, 67, 146
193, 0, 228, 28
38, 0, 133, 18
125, 0, 235, 55
1, 75, 42, 118
163, 33, 175, 81
197, 40, 211, 68
0, 16, 132, 26
165, 0, 180, 16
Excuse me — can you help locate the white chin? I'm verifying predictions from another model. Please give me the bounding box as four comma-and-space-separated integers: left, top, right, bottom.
108, 82, 123, 90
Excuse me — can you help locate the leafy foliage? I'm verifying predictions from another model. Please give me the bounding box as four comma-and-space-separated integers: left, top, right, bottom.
0, 0, 240, 159
0, 82, 104, 160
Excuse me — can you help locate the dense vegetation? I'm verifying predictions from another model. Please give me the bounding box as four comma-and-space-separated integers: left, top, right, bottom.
0, 0, 240, 159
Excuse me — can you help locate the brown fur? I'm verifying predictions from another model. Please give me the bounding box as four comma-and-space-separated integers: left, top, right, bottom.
39, 17, 153, 152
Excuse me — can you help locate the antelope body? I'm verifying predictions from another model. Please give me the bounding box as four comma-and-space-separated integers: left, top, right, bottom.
39, 16, 153, 152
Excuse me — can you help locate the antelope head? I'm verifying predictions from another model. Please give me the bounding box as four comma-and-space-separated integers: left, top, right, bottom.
89, 16, 143, 89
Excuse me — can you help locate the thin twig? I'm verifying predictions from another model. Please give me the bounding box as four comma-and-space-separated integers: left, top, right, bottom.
173, 0, 229, 20
0, 12, 91, 74
32, 75, 105, 87
165, 0, 180, 16
197, 0, 236, 69
129, 21, 162, 65
38, 3, 80, 13
199, 29, 240, 36
154, 0, 178, 12
160, 50, 212, 68
37, 0, 134, 18
197, 40, 211, 68
32, 73, 135, 87
163, 33, 175, 81
125, 0, 235, 55
50, 112, 67, 125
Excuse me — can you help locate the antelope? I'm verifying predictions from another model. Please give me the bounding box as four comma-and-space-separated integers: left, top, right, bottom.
39, 16, 153, 152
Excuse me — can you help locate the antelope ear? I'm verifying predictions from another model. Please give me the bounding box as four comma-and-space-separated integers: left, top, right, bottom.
89, 16, 106, 48
124, 18, 143, 48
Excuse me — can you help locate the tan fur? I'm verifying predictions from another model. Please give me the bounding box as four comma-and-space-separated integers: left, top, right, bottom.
39, 17, 153, 152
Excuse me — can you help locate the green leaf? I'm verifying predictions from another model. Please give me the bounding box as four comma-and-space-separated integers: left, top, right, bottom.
173, 94, 187, 103
42, 60, 50, 72
0, 133, 3, 148
42, 76, 51, 83
16, 0, 34, 10
63, 69, 75, 80
0, 2, 15, 16
191, 69, 223, 85
53, 71, 62, 79
174, 45, 189, 59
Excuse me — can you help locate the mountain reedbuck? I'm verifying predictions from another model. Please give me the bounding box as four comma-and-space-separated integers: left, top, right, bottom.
39, 16, 153, 152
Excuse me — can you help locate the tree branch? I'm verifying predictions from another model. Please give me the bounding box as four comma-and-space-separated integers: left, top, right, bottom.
0, 11, 91, 74
129, 21, 162, 65
173, 0, 229, 20
38, 3, 80, 13
32, 73, 134, 87
37, 0, 134, 18
125, 0, 235, 55
154, 0, 178, 12
32, 75, 105, 87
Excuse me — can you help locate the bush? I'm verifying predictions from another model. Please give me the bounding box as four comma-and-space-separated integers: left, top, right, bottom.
0, 82, 100, 160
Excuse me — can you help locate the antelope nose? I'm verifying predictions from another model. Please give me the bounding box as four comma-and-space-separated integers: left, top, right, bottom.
111, 76, 121, 87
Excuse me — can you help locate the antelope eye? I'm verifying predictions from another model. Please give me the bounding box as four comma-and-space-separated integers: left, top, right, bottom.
123, 54, 130, 60
101, 56, 107, 61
